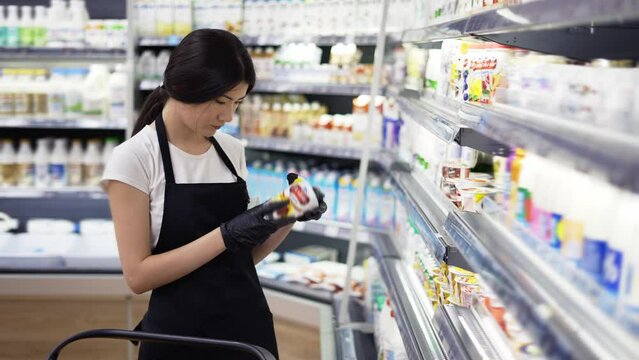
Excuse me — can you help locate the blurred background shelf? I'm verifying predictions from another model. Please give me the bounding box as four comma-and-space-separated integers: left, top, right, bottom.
252, 81, 372, 96
0, 118, 128, 130
241, 135, 370, 160
240, 34, 381, 47
0, 47, 126, 61
0, 186, 106, 199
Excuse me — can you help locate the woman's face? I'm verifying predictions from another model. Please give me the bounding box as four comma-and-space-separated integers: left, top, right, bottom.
185, 82, 249, 137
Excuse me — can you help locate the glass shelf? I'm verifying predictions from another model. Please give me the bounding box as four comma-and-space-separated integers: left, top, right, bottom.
241, 136, 367, 160
402, 0, 639, 43
0, 118, 128, 130
0, 47, 126, 61
442, 197, 638, 359
252, 81, 371, 96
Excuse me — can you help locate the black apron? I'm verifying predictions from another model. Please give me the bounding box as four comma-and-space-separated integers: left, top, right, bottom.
136, 115, 278, 359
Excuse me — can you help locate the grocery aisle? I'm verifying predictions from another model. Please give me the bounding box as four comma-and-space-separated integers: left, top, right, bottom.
1, 1, 639, 360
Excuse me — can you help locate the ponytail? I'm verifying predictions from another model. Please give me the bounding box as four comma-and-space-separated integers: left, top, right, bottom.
133, 86, 169, 136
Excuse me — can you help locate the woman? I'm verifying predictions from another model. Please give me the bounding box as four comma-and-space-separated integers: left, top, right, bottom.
102, 29, 326, 359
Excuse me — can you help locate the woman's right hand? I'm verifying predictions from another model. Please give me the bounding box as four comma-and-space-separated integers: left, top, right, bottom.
220, 200, 295, 252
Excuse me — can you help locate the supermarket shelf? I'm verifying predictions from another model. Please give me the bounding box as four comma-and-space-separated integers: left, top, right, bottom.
241, 135, 366, 160
391, 88, 509, 156
332, 299, 376, 360
259, 277, 333, 304
252, 81, 371, 96
0, 117, 128, 130
402, 0, 639, 43
291, 219, 384, 244
139, 79, 162, 91
471, 102, 639, 193
0, 47, 126, 61
391, 171, 471, 270
434, 304, 515, 360
240, 34, 383, 47
442, 197, 638, 359
0, 187, 106, 199
373, 247, 446, 360
137, 36, 183, 47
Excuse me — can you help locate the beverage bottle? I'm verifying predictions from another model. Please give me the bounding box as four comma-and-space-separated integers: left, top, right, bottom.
13, 69, 33, 116
49, 138, 68, 187
46, 0, 66, 48
82, 64, 110, 118
108, 64, 127, 120
5, 5, 19, 47
16, 138, 34, 187
156, 0, 174, 37
0, 5, 8, 47
32, 68, 48, 117
155, 50, 171, 79
47, 68, 66, 118
34, 138, 50, 188
102, 137, 118, 166
137, 50, 157, 80
0, 139, 17, 187
336, 173, 354, 221
83, 139, 102, 187
0, 68, 16, 116
32, 6, 47, 47
67, 139, 83, 186
19, 6, 34, 47
67, 0, 87, 48
173, 0, 192, 37
64, 68, 87, 118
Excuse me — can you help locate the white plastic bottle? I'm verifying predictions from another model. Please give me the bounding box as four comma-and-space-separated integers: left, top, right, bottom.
0, 139, 17, 187
0, 5, 7, 47
33, 138, 50, 188
137, 0, 157, 37
67, 139, 83, 186
46, 0, 66, 48
64, 68, 86, 118
83, 139, 102, 187
32, 68, 48, 117
155, 50, 171, 79
101, 137, 118, 167
82, 64, 110, 118
19, 6, 34, 47
137, 50, 157, 80
617, 193, 639, 335
47, 68, 66, 118
32, 6, 47, 47
67, 0, 87, 48
49, 138, 68, 187
108, 64, 127, 120
5, 5, 19, 47
156, 0, 174, 37
16, 138, 34, 187
173, 0, 192, 37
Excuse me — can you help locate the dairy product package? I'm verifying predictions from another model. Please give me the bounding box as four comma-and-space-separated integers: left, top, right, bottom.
272, 174, 319, 219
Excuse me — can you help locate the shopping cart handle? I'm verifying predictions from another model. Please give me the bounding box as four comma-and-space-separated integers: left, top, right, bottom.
47, 328, 276, 360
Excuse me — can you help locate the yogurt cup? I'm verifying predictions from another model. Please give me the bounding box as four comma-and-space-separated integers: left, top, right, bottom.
458, 187, 497, 212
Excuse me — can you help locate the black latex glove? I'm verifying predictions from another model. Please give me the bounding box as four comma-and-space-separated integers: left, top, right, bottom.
287, 173, 328, 222
220, 200, 295, 252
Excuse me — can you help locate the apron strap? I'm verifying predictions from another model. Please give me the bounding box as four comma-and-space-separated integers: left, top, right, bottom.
155, 113, 176, 184
209, 136, 244, 182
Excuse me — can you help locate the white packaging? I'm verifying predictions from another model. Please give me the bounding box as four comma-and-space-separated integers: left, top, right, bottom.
172, 0, 192, 37
0, 139, 17, 187
19, 5, 34, 47
64, 68, 87, 118
67, 139, 83, 186
15, 139, 34, 187
156, 0, 174, 37
6, 5, 19, 47
47, 68, 66, 118
137, 0, 157, 37
82, 64, 110, 118
33, 138, 50, 188
26, 218, 75, 234
83, 139, 102, 187
108, 64, 127, 119
137, 50, 157, 80
155, 50, 171, 79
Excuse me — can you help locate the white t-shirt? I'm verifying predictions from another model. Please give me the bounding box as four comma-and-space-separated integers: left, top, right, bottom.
101, 125, 248, 248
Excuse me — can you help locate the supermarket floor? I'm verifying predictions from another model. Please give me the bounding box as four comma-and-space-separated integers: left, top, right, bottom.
0, 296, 321, 360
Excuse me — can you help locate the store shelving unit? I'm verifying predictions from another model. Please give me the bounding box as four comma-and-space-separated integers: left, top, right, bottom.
0, 118, 128, 130
391, 171, 471, 270
292, 219, 383, 244
0, 47, 127, 61
240, 34, 381, 47
403, 0, 639, 42
241, 135, 369, 160
0, 187, 106, 199
252, 81, 372, 96
442, 198, 638, 359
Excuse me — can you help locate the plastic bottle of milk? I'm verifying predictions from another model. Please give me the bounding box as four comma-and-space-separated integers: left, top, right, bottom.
48, 68, 66, 118
0, 139, 17, 187
136, 0, 157, 37
101, 137, 118, 166
32, 6, 47, 47
0, 6, 7, 47
67, 139, 83, 186
155, 50, 171, 79
82, 139, 102, 187
137, 50, 156, 80
82, 64, 110, 118
33, 138, 50, 188
15, 138, 34, 187
108, 64, 127, 120
64, 68, 87, 118
19, 6, 34, 47
172, 0, 192, 37
49, 138, 68, 187
5, 5, 19, 47
156, 0, 174, 37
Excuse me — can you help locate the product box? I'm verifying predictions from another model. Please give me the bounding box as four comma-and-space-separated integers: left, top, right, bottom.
284, 245, 338, 265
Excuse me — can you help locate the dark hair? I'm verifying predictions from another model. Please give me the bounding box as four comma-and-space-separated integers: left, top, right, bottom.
133, 29, 255, 135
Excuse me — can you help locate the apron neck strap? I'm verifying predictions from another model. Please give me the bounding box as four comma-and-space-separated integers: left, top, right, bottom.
209, 136, 243, 182
155, 113, 176, 184
155, 113, 244, 184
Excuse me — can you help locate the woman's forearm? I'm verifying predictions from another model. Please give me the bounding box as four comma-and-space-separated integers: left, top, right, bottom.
252, 224, 294, 264
127, 228, 226, 294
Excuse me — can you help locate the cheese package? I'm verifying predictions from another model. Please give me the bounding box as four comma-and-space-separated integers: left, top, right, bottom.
272, 175, 319, 219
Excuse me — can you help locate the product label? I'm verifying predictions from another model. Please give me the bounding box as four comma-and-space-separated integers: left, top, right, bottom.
602, 247, 623, 294
6, 27, 19, 47
34, 163, 49, 187
17, 164, 35, 187
48, 93, 65, 117
550, 212, 563, 249
561, 220, 584, 261
49, 163, 67, 186
0, 26, 8, 47
68, 164, 83, 186
581, 237, 607, 280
